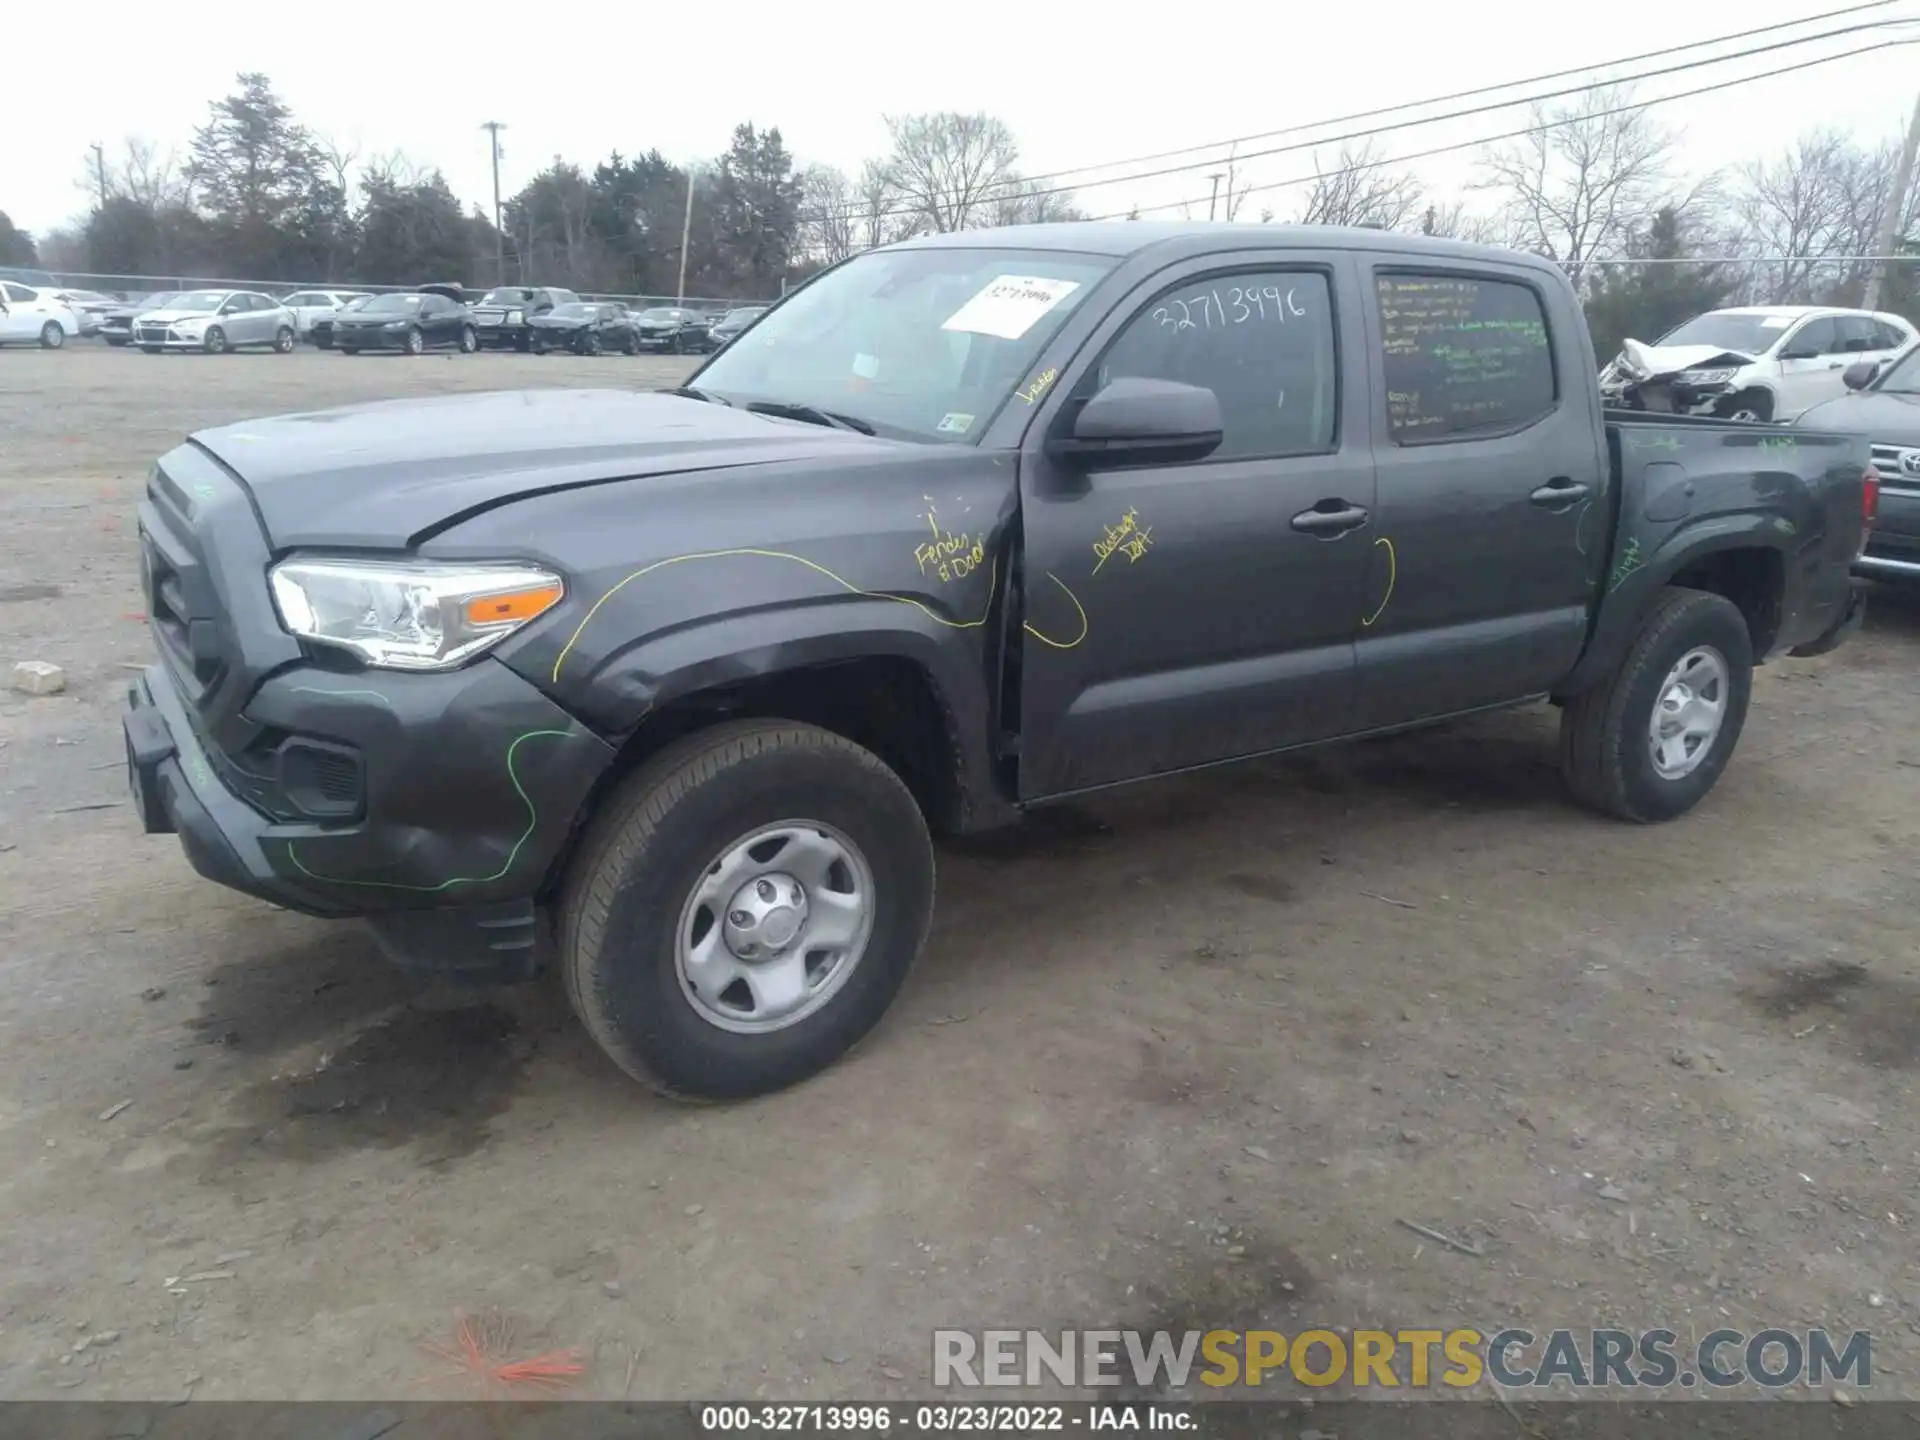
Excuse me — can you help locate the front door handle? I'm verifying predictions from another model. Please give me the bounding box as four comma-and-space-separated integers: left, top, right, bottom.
1291, 501, 1370, 536
1530, 478, 1590, 509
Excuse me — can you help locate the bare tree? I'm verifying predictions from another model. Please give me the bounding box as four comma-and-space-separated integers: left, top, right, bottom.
987, 176, 1085, 227
881, 112, 1019, 232
113, 137, 189, 209
1475, 85, 1674, 282
1417, 199, 1504, 245
319, 137, 360, 203
1726, 130, 1853, 301
797, 164, 859, 265
1296, 141, 1424, 230
1216, 144, 1254, 221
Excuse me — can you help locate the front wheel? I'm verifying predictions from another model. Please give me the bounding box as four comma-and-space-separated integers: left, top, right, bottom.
583, 331, 603, 356
202, 326, 227, 355
403, 326, 425, 356
39, 321, 64, 350
1561, 587, 1754, 822
104, 336, 128, 347
458, 326, 478, 354
622, 332, 638, 355
273, 326, 295, 353
559, 720, 934, 1100
1716, 389, 1774, 424
339, 346, 360, 356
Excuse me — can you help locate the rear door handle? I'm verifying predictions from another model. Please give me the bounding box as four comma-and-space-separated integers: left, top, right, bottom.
1530, 478, 1590, 509
1291, 501, 1370, 536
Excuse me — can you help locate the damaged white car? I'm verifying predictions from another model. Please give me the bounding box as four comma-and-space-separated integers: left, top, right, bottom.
1599, 306, 1914, 423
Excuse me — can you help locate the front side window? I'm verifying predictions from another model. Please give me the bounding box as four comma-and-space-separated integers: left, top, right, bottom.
1377, 272, 1554, 443
696, 246, 1116, 443
1073, 269, 1337, 460
1783, 318, 1837, 356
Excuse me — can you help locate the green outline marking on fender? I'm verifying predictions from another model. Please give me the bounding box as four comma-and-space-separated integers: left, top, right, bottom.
288, 686, 396, 709
284, 727, 571, 892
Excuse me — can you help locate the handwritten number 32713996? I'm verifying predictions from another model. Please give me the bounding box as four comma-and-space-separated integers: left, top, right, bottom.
1153, 285, 1307, 333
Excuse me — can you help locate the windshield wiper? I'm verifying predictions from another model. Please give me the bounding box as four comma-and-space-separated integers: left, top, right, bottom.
667, 385, 733, 406
743, 399, 876, 435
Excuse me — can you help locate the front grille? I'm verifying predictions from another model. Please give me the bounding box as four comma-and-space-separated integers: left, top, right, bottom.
135, 325, 169, 342
1870, 443, 1920, 487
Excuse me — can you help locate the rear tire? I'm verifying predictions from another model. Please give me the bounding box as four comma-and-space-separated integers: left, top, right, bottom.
340, 346, 360, 356
140, 345, 161, 354
1561, 587, 1754, 822
39, 321, 64, 350
315, 332, 333, 350
559, 720, 934, 1100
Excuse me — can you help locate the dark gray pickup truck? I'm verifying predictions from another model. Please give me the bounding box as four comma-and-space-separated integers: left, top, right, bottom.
123, 224, 1873, 1099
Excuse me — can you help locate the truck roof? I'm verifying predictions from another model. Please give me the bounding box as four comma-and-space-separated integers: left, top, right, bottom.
890, 221, 1565, 277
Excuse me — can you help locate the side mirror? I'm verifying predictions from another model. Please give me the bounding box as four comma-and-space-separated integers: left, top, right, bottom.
1776, 345, 1818, 361
1047, 377, 1224, 467
1843, 361, 1879, 391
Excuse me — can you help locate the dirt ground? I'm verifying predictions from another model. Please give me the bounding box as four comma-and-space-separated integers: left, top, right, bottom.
1, 344, 1917, 1405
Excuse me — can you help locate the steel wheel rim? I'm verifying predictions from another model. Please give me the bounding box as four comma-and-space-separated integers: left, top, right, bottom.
1649, 645, 1729, 779
673, 819, 876, 1035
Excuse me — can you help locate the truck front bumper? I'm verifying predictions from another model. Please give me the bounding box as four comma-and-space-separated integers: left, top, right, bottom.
123, 659, 616, 980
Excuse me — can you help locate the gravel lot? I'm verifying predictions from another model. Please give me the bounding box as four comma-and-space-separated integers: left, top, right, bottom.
2, 344, 1918, 1404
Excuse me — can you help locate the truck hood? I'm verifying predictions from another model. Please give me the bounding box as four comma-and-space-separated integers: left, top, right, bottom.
186, 389, 890, 549
1618, 339, 1761, 378
1796, 388, 1920, 442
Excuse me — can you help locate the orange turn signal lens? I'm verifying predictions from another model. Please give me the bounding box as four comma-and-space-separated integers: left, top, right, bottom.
463, 583, 564, 627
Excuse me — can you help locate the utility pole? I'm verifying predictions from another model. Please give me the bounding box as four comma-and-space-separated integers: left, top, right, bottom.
676, 168, 696, 305
1207, 172, 1224, 222
90, 142, 108, 209
480, 121, 507, 285
1867, 94, 1920, 312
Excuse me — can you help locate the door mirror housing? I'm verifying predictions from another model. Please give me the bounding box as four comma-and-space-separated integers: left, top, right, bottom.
1776, 344, 1819, 361
1047, 377, 1225, 467
1843, 360, 1879, 391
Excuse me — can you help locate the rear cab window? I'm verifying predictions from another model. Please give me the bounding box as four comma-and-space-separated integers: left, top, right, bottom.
1373, 271, 1556, 443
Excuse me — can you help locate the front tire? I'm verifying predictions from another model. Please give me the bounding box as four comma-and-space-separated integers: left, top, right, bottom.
403, 326, 425, 356
583, 331, 603, 356
105, 336, 128, 348
273, 325, 295, 353
1561, 587, 1754, 822
1716, 389, 1774, 424
339, 346, 360, 356
202, 326, 227, 355
39, 321, 64, 350
560, 720, 934, 1100
458, 325, 478, 354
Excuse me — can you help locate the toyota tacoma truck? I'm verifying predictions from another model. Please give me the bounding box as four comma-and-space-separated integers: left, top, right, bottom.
123, 224, 1873, 1100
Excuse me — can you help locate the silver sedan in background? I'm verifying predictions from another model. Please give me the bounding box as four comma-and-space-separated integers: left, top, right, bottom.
132, 291, 299, 354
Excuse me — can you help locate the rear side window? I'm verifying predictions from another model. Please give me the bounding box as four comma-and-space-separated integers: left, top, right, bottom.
1376, 272, 1555, 443
1081, 268, 1338, 460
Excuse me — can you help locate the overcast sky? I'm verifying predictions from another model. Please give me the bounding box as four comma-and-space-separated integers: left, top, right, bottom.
3, 0, 1915, 249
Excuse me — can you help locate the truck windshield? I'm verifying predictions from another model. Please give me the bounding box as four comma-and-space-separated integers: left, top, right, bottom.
693, 247, 1116, 443
1654, 312, 1789, 355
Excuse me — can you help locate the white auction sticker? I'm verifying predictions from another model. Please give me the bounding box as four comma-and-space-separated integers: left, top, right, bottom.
942, 276, 1082, 341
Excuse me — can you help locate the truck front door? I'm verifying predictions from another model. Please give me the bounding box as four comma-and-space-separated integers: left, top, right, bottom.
1011, 252, 1377, 798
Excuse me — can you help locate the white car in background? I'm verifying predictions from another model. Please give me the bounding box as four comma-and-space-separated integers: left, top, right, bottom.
132, 290, 299, 354
0, 281, 81, 348
278, 288, 368, 337
1601, 305, 1916, 422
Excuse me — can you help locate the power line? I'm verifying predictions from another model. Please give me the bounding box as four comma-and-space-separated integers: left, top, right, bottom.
1091, 35, 1919, 220
1001, 0, 1904, 193
820, 12, 1915, 228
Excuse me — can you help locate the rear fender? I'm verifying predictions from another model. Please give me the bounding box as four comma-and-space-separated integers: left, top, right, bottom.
1557, 514, 1794, 696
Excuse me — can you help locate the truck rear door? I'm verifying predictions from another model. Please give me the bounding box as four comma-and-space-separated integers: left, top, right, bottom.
1349, 259, 1610, 729
1010, 248, 1377, 797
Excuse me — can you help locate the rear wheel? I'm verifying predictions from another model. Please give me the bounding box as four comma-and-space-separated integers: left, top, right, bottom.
560, 720, 934, 1099
140, 345, 161, 355
1561, 587, 1754, 822
39, 321, 64, 350
340, 346, 360, 356
273, 325, 295, 353
202, 326, 227, 355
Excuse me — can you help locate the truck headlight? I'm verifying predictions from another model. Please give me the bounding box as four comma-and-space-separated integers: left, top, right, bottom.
1678, 366, 1738, 385
268, 558, 565, 671
507, 309, 525, 325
